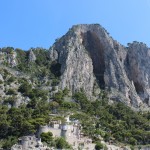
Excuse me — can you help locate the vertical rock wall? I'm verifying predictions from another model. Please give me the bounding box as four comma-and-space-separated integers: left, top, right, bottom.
49, 24, 150, 108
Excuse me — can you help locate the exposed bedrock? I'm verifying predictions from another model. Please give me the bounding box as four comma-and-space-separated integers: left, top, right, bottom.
49, 24, 150, 108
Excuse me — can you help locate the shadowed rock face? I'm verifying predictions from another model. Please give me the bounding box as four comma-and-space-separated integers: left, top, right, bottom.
49, 24, 150, 109
82, 31, 105, 89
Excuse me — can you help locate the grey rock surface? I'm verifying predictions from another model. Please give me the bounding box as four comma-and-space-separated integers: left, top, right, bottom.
0, 50, 17, 67
49, 47, 58, 61
126, 42, 150, 107
29, 49, 36, 62
0, 73, 4, 81
49, 24, 150, 108
8, 51, 17, 67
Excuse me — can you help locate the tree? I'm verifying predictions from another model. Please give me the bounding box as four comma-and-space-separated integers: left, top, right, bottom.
95, 142, 104, 150
0, 121, 9, 138
18, 82, 32, 96
7, 76, 16, 84
2, 136, 17, 149
6, 89, 16, 95
129, 137, 137, 145
54, 91, 64, 102
63, 87, 69, 96
55, 137, 71, 149
41, 132, 53, 144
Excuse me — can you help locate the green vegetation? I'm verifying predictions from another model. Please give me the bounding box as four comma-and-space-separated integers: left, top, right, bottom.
7, 76, 16, 84
6, 89, 17, 95
0, 47, 61, 91
71, 92, 150, 146
55, 137, 71, 149
2, 136, 18, 150
41, 132, 53, 145
0, 90, 149, 148
0, 47, 149, 149
18, 79, 48, 100
95, 142, 104, 150
3, 96, 16, 106
41, 132, 71, 149
0, 80, 3, 84
0, 102, 50, 148
14, 47, 59, 83
1, 47, 14, 54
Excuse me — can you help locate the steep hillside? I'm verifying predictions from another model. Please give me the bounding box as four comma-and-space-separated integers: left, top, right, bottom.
0, 47, 61, 107
0, 24, 150, 109
49, 24, 150, 109
0, 24, 150, 150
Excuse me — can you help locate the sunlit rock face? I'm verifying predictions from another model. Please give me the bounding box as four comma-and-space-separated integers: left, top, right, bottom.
49, 24, 150, 108
126, 42, 150, 107
28, 49, 36, 62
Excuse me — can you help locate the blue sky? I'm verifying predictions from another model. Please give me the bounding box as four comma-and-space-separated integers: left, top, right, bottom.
0, 0, 150, 50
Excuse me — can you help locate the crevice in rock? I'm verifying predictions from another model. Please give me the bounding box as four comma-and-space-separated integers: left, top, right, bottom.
134, 81, 144, 94
81, 31, 105, 89
50, 61, 61, 77
144, 97, 149, 104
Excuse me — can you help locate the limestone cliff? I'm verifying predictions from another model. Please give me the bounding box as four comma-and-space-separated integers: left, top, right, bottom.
49, 24, 150, 108
126, 42, 150, 107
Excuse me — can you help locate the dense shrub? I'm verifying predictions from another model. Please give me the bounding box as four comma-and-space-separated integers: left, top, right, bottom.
18, 82, 32, 96
41, 132, 53, 144
7, 76, 15, 84
55, 137, 71, 149
6, 89, 16, 95
95, 142, 104, 150
0, 80, 3, 84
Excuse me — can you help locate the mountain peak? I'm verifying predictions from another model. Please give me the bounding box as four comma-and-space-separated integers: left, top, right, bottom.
49, 24, 150, 109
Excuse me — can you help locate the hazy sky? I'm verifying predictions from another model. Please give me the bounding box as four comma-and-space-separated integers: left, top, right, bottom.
0, 0, 150, 50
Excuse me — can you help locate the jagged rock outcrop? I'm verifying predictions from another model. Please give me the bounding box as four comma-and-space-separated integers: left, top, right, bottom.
0, 50, 17, 67
49, 47, 58, 61
49, 24, 150, 108
0, 73, 4, 81
49, 26, 95, 98
28, 49, 36, 62
8, 51, 17, 67
126, 42, 150, 107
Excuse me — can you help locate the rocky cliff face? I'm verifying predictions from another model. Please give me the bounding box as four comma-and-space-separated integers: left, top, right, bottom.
49, 24, 150, 108
49, 26, 95, 98
126, 42, 150, 107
